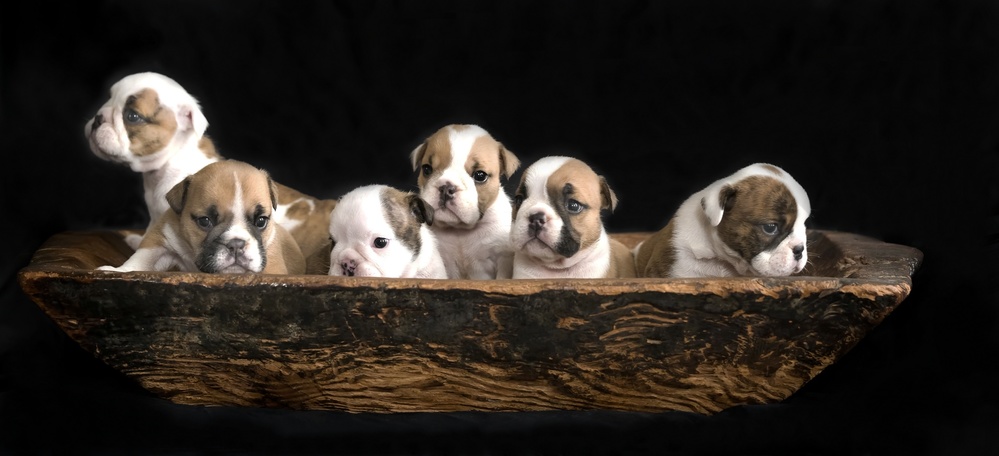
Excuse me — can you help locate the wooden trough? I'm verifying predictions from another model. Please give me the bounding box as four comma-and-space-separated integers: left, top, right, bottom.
18, 229, 921, 415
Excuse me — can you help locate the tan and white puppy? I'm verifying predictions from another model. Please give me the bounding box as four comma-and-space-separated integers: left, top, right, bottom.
634, 163, 811, 278
510, 156, 636, 279
97, 160, 305, 274
410, 124, 520, 279
327, 185, 446, 279
84, 72, 335, 272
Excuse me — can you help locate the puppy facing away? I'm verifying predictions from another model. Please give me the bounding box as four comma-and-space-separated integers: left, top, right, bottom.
634, 163, 811, 278
84, 72, 336, 271
509, 156, 636, 279
327, 185, 447, 279
410, 124, 520, 279
98, 160, 305, 274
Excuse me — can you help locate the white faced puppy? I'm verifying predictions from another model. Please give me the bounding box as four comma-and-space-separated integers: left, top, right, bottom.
510, 156, 636, 279
97, 160, 305, 275
410, 124, 520, 279
85, 72, 220, 237
327, 185, 447, 279
84, 72, 336, 271
634, 163, 811, 278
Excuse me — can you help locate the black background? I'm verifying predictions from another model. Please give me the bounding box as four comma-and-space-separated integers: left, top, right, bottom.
2, 1, 998, 454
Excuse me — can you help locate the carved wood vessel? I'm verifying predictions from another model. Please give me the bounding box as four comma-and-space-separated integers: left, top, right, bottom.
18, 229, 921, 414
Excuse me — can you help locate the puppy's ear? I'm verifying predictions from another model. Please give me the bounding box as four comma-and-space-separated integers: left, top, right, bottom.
410, 142, 428, 172
166, 178, 191, 214
176, 100, 209, 138
599, 176, 619, 212
407, 194, 435, 226
701, 184, 736, 227
498, 143, 520, 179
266, 175, 279, 211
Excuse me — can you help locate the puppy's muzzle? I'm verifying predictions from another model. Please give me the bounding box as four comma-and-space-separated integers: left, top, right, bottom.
91, 113, 105, 132
528, 212, 546, 236
226, 238, 247, 257
340, 259, 358, 276
438, 183, 457, 206
792, 244, 804, 261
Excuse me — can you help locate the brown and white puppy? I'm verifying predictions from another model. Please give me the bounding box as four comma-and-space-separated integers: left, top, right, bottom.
410, 124, 520, 279
509, 156, 636, 279
634, 163, 811, 278
327, 185, 446, 279
84, 72, 335, 272
98, 160, 305, 274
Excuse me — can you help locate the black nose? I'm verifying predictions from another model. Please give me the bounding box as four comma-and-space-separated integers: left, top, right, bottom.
92, 114, 104, 130
528, 213, 546, 232
226, 239, 246, 254
341, 260, 356, 276
439, 183, 457, 200
792, 245, 804, 261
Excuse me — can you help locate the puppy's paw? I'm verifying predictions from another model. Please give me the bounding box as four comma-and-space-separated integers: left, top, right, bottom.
124, 233, 143, 251
96, 265, 124, 272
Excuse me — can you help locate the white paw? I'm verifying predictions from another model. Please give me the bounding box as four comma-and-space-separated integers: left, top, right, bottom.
124, 233, 143, 251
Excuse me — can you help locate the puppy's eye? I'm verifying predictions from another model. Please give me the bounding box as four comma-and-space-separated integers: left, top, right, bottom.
373, 237, 389, 249
472, 170, 489, 184
513, 194, 525, 207
329, 236, 337, 250
123, 109, 144, 124
421, 164, 433, 177
254, 216, 269, 230
565, 199, 584, 214
761, 223, 779, 235
196, 216, 213, 229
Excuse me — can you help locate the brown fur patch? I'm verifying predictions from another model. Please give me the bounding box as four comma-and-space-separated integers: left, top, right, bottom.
635, 217, 677, 278
716, 175, 797, 261
607, 238, 637, 278
546, 159, 610, 253
272, 181, 338, 273
381, 187, 425, 257
125, 89, 178, 156
760, 164, 784, 177
414, 130, 453, 188
467, 134, 508, 217
198, 135, 222, 159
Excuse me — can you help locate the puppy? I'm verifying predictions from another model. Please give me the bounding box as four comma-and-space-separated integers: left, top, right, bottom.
327, 185, 446, 279
84, 72, 336, 272
509, 156, 636, 279
634, 163, 811, 278
410, 124, 520, 279
98, 160, 305, 274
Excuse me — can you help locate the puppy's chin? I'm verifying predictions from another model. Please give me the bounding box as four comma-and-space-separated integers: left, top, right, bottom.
750, 249, 807, 277
88, 124, 131, 164
197, 245, 265, 274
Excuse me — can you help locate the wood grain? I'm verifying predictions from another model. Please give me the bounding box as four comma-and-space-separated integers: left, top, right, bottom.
17, 229, 921, 414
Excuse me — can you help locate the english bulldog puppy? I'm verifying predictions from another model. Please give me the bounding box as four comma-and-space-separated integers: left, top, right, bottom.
410, 124, 520, 279
509, 156, 636, 279
97, 160, 305, 274
84, 72, 336, 272
633, 163, 811, 278
327, 185, 447, 279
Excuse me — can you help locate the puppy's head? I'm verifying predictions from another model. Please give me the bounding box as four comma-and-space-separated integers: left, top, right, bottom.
510, 156, 617, 268
410, 124, 519, 229
328, 185, 435, 278
165, 160, 279, 273
700, 163, 811, 276
85, 72, 209, 172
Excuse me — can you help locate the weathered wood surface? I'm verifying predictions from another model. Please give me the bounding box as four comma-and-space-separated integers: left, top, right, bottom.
18, 229, 921, 414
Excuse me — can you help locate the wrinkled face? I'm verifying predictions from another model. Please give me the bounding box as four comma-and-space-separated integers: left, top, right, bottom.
714, 175, 809, 276
328, 185, 431, 278
510, 156, 614, 269
411, 125, 517, 229
84, 72, 206, 172
167, 161, 277, 273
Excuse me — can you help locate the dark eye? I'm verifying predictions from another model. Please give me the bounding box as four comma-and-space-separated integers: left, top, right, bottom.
124, 109, 143, 124
513, 194, 525, 207
761, 223, 779, 235
373, 237, 389, 249
566, 199, 584, 214
472, 170, 489, 183
196, 216, 213, 229
254, 215, 269, 229
329, 236, 337, 251
421, 164, 433, 177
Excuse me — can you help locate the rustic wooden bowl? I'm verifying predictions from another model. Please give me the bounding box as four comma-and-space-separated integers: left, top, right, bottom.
18, 229, 921, 415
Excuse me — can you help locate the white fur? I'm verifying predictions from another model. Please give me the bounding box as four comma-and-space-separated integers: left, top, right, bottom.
411, 125, 515, 279
327, 185, 447, 279
510, 156, 613, 279
668, 163, 810, 278
84, 72, 219, 248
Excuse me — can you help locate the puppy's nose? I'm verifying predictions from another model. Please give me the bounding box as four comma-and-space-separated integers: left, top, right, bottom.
439, 183, 457, 200
92, 114, 104, 130
528, 212, 546, 233
226, 239, 246, 255
792, 244, 804, 261
340, 259, 357, 276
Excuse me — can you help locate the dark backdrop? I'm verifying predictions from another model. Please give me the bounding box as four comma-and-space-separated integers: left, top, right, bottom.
2, 1, 998, 454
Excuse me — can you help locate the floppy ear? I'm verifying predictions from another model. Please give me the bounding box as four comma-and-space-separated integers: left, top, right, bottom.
701, 183, 736, 226
177, 101, 209, 138
407, 194, 435, 226
266, 175, 279, 210
498, 143, 520, 179
165, 177, 191, 214
410, 142, 428, 172
598, 176, 619, 212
